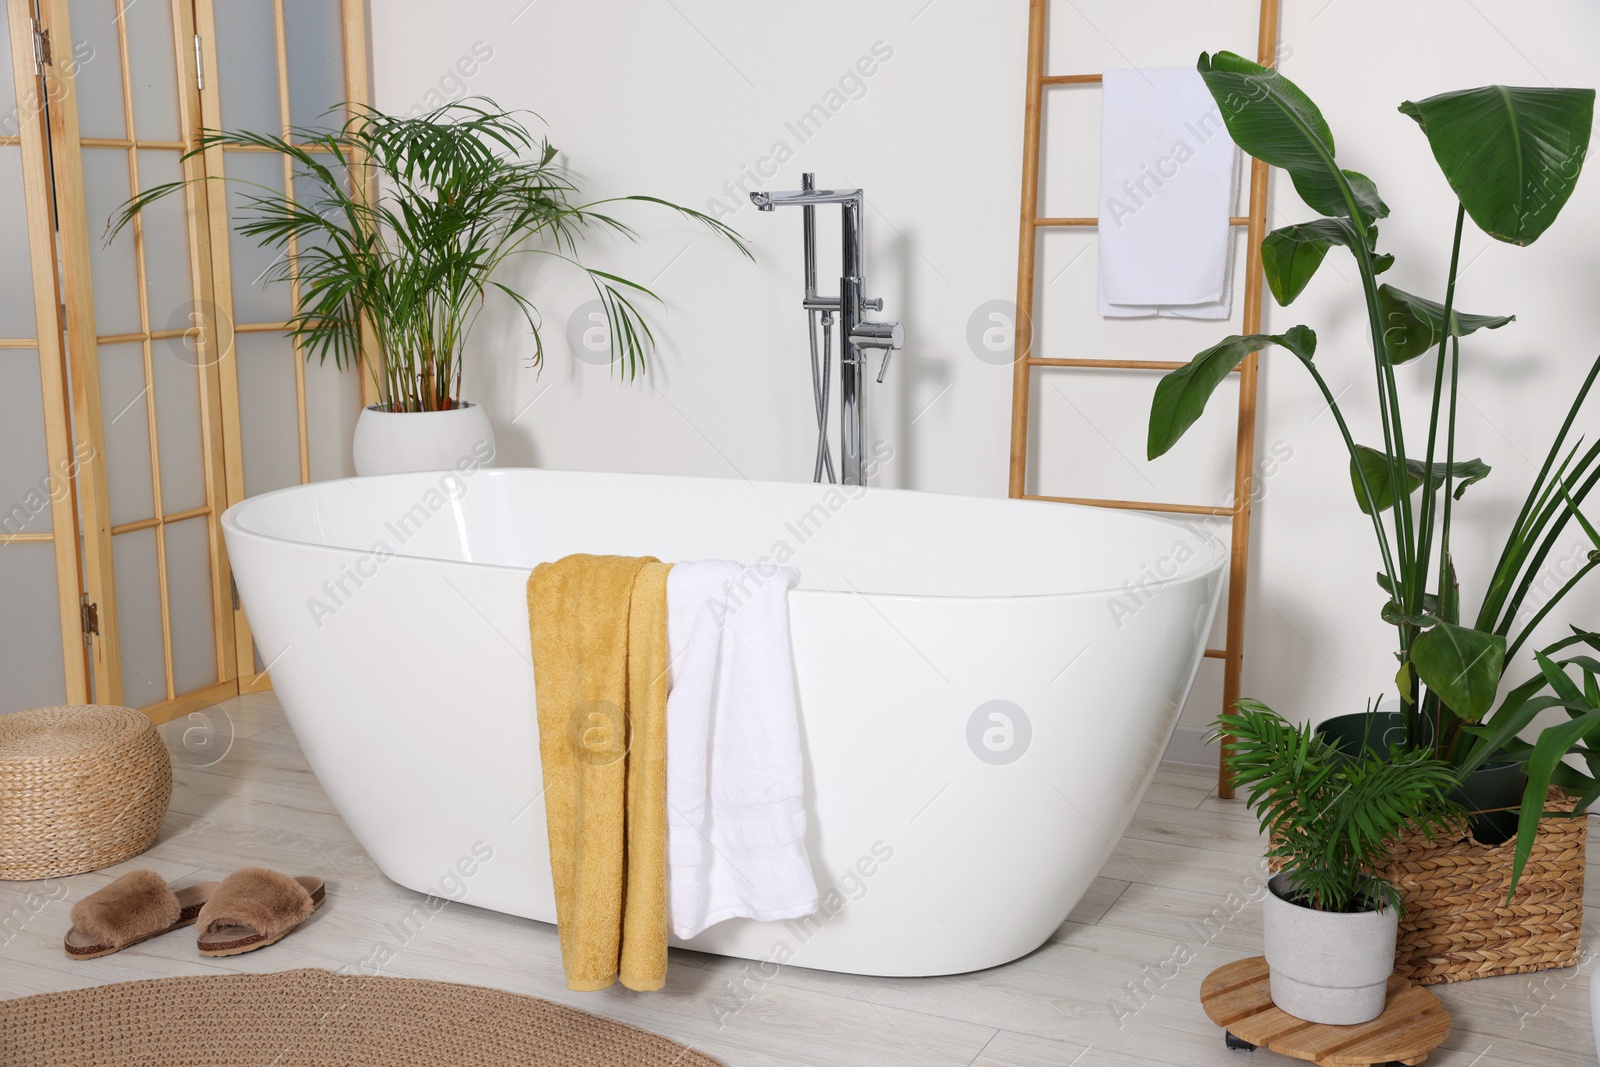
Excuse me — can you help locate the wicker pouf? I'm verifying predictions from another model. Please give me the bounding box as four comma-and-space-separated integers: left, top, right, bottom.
0, 705, 172, 880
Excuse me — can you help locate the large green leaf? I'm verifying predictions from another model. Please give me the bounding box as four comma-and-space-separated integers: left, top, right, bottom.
1261, 218, 1363, 306
1400, 86, 1595, 246
1378, 284, 1515, 364
1507, 709, 1600, 897
1421, 457, 1492, 499
1456, 672, 1553, 773
1350, 446, 1416, 515
1198, 52, 1388, 229
1411, 621, 1506, 720
1340, 171, 1390, 225
1148, 326, 1316, 460
1349, 445, 1491, 514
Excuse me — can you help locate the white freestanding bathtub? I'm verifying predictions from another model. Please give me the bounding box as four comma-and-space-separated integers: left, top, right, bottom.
222, 467, 1225, 977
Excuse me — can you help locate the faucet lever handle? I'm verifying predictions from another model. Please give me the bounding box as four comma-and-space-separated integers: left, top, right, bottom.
849, 320, 902, 351
863, 296, 883, 312
847, 319, 903, 384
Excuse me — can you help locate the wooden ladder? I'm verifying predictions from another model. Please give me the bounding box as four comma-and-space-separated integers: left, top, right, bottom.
1007, 0, 1282, 798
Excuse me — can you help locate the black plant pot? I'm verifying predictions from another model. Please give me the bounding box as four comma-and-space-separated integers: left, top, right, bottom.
1314, 712, 1526, 845
1449, 760, 1528, 846
1313, 711, 1432, 757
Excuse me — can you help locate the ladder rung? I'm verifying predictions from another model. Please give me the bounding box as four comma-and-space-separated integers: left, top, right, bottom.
1028, 357, 1244, 373
1041, 73, 1103, 85
1036, 216, 1252, 228
1023, 493, 1236, 518
1203, 648, 1227, 660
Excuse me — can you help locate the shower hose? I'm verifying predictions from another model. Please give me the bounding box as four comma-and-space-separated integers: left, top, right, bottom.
808, 309, 836, 483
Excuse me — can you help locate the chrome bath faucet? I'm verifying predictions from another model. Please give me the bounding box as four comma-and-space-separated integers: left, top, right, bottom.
752, 174, 902, 487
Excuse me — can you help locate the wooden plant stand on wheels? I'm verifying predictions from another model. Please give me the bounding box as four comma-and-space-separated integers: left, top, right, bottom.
1200, 957, 1450, 1066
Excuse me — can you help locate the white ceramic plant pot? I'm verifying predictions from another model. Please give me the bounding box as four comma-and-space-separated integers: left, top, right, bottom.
1261, 871, 1399, 1025
352, 402, 496, 476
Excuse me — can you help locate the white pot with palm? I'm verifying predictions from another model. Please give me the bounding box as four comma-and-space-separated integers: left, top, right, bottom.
1218, 701, 1466, 1026
111, 100, 750, 477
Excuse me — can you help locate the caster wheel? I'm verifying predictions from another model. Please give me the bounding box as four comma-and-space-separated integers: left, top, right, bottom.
1224, 1031, 1257, 1052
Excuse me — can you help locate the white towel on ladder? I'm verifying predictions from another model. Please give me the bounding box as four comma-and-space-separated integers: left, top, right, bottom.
1097, 66, 1241, 319
665, 560, 818, 940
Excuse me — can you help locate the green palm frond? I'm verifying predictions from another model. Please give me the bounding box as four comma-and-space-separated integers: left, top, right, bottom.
108, 97, 751, 411
1213, 700, 1466, 912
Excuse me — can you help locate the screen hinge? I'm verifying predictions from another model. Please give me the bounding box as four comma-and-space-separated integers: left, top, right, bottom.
80, 596, 99, 643
194, 35, 204, 90
31, 20, 51, 75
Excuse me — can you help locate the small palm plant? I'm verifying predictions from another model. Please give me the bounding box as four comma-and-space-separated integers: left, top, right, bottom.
1217, 700, 1466, 912
111, 99, 750, 412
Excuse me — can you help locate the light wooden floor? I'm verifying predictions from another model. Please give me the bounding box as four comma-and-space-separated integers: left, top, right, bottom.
2, 691, 1595, 1066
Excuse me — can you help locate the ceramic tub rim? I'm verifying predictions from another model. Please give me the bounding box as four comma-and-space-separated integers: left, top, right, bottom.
221, 467, 1229, 605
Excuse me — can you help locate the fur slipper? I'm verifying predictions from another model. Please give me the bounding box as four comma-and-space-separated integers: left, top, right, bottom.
64, 870, 219, 959
195, 867, 325, 957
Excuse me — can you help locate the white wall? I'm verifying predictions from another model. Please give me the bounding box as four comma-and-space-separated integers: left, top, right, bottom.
370, 0, 1600, 754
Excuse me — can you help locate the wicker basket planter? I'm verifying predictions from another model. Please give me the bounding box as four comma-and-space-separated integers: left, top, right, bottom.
1268, 786, 1586, 986
0, 705, 172, 880
1380, 787, 1586, 985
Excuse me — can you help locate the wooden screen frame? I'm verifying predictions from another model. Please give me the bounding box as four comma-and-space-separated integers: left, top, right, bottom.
191, 0, 374, 694
3, 0, 90, 706
12, 0, 374, 720
37, 0, 238, 721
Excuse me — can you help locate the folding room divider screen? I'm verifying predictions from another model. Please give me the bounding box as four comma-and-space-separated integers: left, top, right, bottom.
0, 0, 371, 722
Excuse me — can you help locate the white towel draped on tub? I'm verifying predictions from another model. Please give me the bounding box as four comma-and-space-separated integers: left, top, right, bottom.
1097, 66, 1241, 319
665, 560, 818, 939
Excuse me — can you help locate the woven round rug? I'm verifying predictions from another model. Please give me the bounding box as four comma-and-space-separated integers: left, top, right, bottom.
0, 969, 723, 1066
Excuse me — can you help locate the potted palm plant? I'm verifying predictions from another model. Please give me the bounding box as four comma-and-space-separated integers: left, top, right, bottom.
1219, 701, 1463, 1024
1147, 55, 1599, 984
112, 99, 749, 475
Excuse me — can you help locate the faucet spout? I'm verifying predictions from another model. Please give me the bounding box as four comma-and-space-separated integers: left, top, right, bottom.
748, 188, 863, 210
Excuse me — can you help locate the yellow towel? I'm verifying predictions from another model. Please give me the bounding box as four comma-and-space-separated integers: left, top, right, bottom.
527, 554, 672, 992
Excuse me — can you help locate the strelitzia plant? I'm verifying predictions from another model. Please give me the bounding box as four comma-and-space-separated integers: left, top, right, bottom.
1216, 700, 1465, 913
1147, 53, 1596, 760
110, 99, 750, 412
